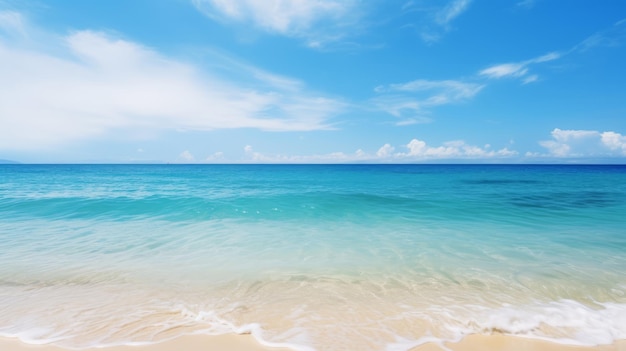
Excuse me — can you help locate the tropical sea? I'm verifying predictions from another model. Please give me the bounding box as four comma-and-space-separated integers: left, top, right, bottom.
0, 164, 625, 351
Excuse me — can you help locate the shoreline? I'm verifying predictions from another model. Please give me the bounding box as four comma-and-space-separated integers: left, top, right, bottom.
1, 334, 624, 351
0, 334, 286, 351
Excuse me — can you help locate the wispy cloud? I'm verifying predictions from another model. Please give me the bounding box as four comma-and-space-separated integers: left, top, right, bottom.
404, 0, 473, 43
537, 128, 626, 157
0, 10, 26, 37
436, 0, 472, 26
516, 0, 536, 9
478, 18, 626, 85
479, 63, 528, 79
572, 18, 626, 53
479, 51, 561, 82
0, 13, 345, 151
378, 18, 623, 126
522, 74, 538, 84
192, 0, 362, 49
373, 79, 484, 125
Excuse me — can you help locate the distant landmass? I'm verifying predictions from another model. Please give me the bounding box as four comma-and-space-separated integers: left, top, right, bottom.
0, 159, 20, 164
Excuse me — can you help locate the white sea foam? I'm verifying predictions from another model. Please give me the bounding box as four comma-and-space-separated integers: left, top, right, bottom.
1, 285, 625, 351
444, 300, 626, 346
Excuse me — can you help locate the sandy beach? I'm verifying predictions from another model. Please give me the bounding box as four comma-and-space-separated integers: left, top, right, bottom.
0, 334, 282, 351
414, 335, 626, 351
1, 334, 624, 351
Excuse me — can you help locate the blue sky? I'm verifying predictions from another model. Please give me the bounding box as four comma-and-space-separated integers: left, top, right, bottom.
0, 0, 625, 163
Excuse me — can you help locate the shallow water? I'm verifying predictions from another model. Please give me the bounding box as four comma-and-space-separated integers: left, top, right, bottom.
0, 164, 625, 350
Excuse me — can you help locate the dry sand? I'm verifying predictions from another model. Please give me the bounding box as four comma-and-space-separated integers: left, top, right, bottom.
1, 334, 624, 351
413, 335, 626, 351
0, 334, 284, 351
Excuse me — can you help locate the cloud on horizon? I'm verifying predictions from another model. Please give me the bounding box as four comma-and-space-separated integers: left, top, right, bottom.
183, 129, 626, 163
217, 138, 517, 164
536, 128, 626, 157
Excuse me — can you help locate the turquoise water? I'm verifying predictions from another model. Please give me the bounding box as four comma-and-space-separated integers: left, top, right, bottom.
0, 164, 625, 350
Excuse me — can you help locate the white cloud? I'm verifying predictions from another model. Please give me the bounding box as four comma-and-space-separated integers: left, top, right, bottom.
178, 150, 195, 162
480, 63, 528, 79
538, 128, 626, 157
550, 128, 598, 142
573, 19, 626, 52
601, 131, 626, 152
205, 151, 225, 162
238, 144, 353, 163
193, 0, 343, 33
533, 52, 560, 63
192, 0, 360, 48
376, 143, 395, 157
516, 0, 536, 9
395, 117, 432, 126
397, 139, 516, 159
480, 20, 624, 84
0, 10, 26, 37
243, 144, 273, 162
479, 51, 560, 82
359, 139, 517, 161
0, 16, 345, 151
373, 79, 484, 124
218, 138, 517, 163
378, 79, 483, 99
436, 0, 472, 26
405, 138, 428, 156
522, 74, 539, 84
410, 0, 473, 43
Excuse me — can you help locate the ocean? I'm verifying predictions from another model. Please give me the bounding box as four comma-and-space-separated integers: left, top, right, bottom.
0, 164, 625, 350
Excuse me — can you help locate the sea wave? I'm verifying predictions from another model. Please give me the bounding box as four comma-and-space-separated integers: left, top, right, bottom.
1, 292, 624, 350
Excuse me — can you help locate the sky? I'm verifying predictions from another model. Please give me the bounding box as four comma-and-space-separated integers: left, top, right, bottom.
0, 0, 625, 164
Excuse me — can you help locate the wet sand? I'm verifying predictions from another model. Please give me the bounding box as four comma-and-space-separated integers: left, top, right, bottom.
1, 334, 624, 351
